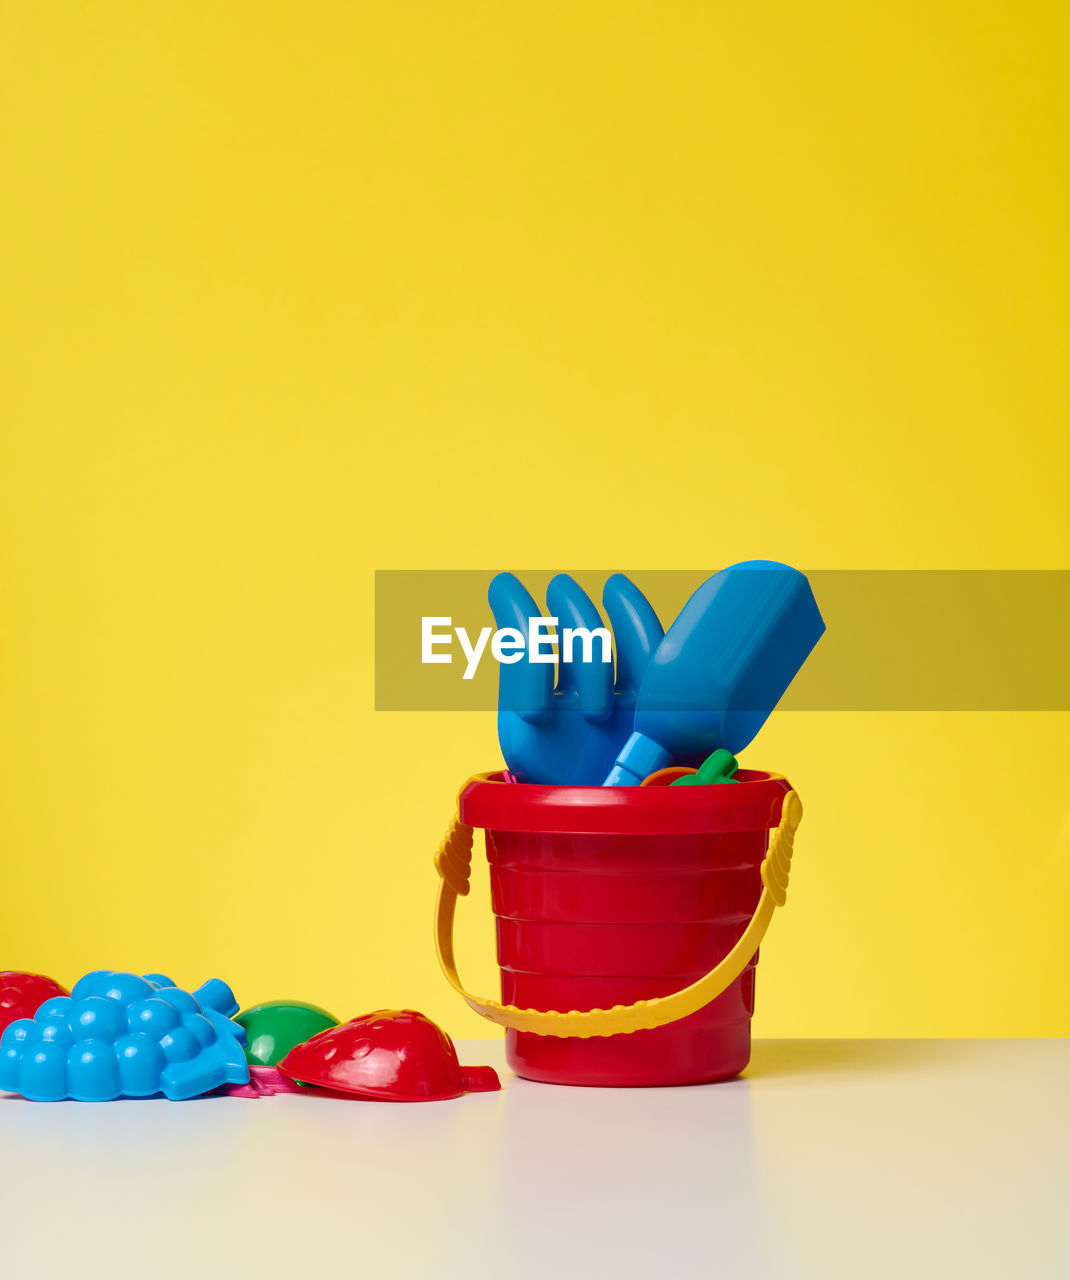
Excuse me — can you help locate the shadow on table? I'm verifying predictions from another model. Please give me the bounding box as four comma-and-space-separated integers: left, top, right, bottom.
744, 1038, 975, 1081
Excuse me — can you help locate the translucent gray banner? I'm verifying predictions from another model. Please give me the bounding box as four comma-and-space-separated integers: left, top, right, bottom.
374, 570, 1070, 711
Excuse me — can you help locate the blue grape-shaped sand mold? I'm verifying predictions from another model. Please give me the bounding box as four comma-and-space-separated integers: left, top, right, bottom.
0, 971, 250, 1102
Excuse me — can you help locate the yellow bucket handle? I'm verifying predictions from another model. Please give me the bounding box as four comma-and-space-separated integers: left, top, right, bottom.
434, 773, 803, 1039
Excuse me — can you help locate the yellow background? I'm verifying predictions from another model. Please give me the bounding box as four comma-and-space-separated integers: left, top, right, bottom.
2, 3, 1067, 1037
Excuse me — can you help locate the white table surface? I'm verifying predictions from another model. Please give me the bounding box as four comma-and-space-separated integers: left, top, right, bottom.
2, 1039, 1067, 1279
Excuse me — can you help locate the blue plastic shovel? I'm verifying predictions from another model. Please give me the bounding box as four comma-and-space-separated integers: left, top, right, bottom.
603, 561, 825, 786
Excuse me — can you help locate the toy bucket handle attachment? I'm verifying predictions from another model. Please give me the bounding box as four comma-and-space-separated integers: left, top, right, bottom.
433, 774, 803, 1039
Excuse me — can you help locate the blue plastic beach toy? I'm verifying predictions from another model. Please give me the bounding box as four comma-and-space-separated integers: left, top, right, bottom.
604, 561, 825, 786
491, 572, 663, 785
0, 971, 250, 1102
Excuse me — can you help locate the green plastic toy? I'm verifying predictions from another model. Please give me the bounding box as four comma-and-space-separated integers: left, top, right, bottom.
670, 748, 739, 786
235, 1000, 340, 1067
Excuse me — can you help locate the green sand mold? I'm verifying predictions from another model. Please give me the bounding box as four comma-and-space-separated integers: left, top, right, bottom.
235, 1000, 340, 1067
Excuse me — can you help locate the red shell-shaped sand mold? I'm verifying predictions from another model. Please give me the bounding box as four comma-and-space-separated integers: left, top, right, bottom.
278, 1009, 500, 1102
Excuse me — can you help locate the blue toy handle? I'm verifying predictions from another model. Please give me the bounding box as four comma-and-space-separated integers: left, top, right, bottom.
603, 733, 672, 786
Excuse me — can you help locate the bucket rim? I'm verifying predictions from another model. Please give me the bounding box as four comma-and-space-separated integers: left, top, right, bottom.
459, 770, 792, 836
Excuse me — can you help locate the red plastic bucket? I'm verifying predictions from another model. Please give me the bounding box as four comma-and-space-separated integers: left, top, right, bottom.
446, 769, 794, 1087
